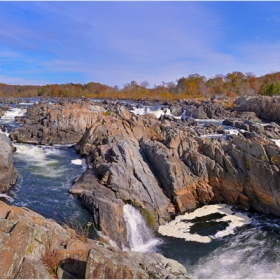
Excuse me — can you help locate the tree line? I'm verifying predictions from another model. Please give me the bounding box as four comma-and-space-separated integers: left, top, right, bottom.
1, 71, 280, 101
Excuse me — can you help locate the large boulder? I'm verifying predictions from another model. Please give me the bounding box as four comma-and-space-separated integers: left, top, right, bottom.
10, 101, 105, 145
0, 134, 17, 192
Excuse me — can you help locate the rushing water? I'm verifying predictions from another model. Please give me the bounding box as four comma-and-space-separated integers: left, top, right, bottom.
1, 100, 280, 278
156, 208, 280, 278
123, 204, 161, 253
0, 103, 95, 235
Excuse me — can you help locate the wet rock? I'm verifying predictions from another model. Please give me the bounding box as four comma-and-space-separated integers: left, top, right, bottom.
0, 134, 17, 192
222, 119, 235, 127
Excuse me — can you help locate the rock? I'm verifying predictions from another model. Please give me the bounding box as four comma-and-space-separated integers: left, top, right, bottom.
235, 96, 280, 123
222, 119, 235, 126
170, 104, 184, 116
0, 134, 17, 192
86, 249, 190, 279
80, 189, 127, 249
10, 101, 105, 145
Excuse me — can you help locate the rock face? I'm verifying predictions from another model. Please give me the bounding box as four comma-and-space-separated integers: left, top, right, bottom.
169, 99, 232, 119
0, 134, 17, 192
10, 101, 105, 145
0, 201, 190, 279
234, 95, 280, 123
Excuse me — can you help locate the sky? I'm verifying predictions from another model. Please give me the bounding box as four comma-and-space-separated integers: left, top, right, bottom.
1, 1, 280, 88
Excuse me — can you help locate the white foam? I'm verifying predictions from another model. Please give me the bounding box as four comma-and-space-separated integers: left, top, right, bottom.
225, 129, 239, 135
214, 212, 252, 238
14, 144, 67, 178
1, 107, 26, 120
71, 159, 83, 165
190, 227, 280, 278
14, 144, 46, 161
19, 102, 34, 105
0, 193, 14, 202
200, 134, 227, 140
271, 139, 280, 147
131, 107, 147, 116
196, 119, 224, 127
0, 129, 9, 137
158, 204, 251, 243
131, 106, 174, 119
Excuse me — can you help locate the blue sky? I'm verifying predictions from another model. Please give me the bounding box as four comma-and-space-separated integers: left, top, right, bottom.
1, 2, 280, 87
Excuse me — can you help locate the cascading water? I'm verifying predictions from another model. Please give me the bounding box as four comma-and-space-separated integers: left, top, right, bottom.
123, 204, 161, 253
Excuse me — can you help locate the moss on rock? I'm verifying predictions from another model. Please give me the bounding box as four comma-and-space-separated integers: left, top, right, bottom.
123, 199, 157, 231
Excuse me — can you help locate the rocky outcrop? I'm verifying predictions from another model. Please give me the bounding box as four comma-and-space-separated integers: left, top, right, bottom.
234, 95, 280, 123
72, 102, 280, 242
0, 134, 17, 192
169, 99, 233, 119
71, 112, 174, 247
0, 201, 190, 279
10, 101, 105, 145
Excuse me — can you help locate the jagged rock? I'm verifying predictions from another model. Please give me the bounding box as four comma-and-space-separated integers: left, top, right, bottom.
0, 134, 17, 192
235, 96, 280, 123
72, 112, 172, 245
10, 101, 105, 145
170, 104, 184, 116
86, 248, 190, 279
183, 100, 230, 119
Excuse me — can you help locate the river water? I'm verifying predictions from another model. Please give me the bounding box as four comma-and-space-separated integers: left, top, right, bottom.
1, 100, 280, 278
0, 102, 94, 231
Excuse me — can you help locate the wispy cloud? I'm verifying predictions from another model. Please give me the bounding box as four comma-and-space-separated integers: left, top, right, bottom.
0, 2, 280, 86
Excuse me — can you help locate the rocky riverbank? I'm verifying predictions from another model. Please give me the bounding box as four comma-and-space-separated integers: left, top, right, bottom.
0, 201, 189, 279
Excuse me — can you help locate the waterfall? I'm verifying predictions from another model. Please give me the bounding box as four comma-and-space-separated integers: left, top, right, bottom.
123, 204, 161, 253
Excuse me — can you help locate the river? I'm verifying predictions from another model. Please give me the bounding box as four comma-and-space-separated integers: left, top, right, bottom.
1, 100, 280, 278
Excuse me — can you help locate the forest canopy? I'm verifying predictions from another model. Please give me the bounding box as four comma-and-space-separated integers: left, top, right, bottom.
1, 71, 280, 101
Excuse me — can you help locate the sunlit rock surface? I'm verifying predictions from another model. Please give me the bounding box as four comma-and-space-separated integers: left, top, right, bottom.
0, 201, 190, 279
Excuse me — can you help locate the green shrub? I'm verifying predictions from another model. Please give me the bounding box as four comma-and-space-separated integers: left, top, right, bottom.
270, 156, 278, 165
103, 111, 111, 116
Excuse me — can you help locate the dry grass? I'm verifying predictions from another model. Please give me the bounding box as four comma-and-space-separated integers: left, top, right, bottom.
66, 220, 93, 242
41, 248, 61, 278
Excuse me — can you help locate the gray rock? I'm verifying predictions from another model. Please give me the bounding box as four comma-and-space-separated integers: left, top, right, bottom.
0, 134, 17, 192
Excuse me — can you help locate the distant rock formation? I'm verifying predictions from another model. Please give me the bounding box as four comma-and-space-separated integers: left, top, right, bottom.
10, 100, 105, 145
234, 95, 280, 123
